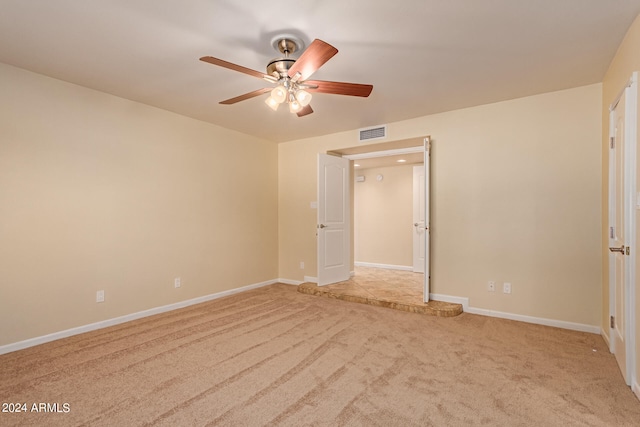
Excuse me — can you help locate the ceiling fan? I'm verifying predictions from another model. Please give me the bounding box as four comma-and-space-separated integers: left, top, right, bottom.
200, 36, 373, 117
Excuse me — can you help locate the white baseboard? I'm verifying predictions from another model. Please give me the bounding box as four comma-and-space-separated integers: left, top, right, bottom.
466, 306, 600, 334
430, 293, 470, 311
429, 293, 599, 334
277, 278, 303, 286
304, 276, 318, 283
633, 380, 640, 401
354, 262, 413, 271
0, 278, 279, 355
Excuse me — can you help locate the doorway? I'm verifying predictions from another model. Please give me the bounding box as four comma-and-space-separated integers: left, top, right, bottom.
318, 137, 431, 302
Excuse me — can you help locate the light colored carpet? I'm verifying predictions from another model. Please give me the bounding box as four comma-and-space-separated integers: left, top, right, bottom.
1, 283, 639, 426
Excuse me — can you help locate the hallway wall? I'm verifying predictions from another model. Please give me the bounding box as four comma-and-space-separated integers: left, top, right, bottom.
354, 164, 414, 267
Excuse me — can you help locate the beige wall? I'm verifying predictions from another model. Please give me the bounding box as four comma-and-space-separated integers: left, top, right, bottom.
354, 165, 414, 267
0, 63, 278, 346
602, 14, 640, 391
279, 83, 602, 326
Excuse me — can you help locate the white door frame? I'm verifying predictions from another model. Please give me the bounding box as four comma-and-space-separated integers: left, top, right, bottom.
423, 136, 431, 302
608, 72, 638, 388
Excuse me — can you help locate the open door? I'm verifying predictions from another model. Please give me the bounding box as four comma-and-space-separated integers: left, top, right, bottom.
609, 91, 628, 382
317, 153, 350, 286
423, 137, 431, 302
608, 74, 637, 386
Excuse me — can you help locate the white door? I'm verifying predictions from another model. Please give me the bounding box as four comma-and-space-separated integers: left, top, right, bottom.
608, 75, 637, 386
423, 137, 431, 302
413, 165, 426, 273
317, 153, 350, 286
610, 94, 628, 382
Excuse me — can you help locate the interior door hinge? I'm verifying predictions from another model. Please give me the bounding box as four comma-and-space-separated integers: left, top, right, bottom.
610, 136, 615, 149
610, 316, 615, 328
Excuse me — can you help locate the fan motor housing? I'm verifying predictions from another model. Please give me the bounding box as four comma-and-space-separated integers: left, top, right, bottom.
266, 58, 295, 77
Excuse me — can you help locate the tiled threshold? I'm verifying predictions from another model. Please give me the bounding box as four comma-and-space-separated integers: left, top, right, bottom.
297, 267, 463, 317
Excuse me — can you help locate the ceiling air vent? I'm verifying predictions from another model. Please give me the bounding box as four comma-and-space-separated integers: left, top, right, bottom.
358, 125, 387, 142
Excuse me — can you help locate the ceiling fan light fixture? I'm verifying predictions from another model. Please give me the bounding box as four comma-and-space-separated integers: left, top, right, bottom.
271, 85, 287, 103
295, 89, 312, 106
201, 37, 373, 119
265, 96, 279, 111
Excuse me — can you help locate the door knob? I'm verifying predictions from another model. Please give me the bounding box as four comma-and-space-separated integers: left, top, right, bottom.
318, 224, 327, 229
609, 245, 625, 254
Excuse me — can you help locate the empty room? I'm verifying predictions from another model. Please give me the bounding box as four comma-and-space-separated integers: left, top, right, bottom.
2, 1, 640, 425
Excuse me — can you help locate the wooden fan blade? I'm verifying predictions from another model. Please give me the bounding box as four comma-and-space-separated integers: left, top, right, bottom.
296, 105, 314, 117
200, 56, 270, 80
287, 39, 338, 81
304, 80, 373, 97
219, 88, 271, 105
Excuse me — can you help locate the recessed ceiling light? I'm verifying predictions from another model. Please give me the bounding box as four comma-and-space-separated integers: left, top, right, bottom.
397, 159, 406, 163
354, 163, 360, 167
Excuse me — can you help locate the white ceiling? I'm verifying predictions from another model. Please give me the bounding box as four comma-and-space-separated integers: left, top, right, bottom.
353, 152, 424, 170
1, 0, 639, 143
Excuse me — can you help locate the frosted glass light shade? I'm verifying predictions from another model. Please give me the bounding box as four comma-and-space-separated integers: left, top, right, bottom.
295, 90, 312, 106
271, 86, 287, 103
289, 99, 302, 113
265, 96, 279, 111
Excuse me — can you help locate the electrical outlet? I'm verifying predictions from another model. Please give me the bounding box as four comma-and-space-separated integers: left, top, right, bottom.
96, 290, 105, 303
174, 277, 181, 288
503, 282, 512, 294
488, 281, 495, 292
300, 261, 305, 269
